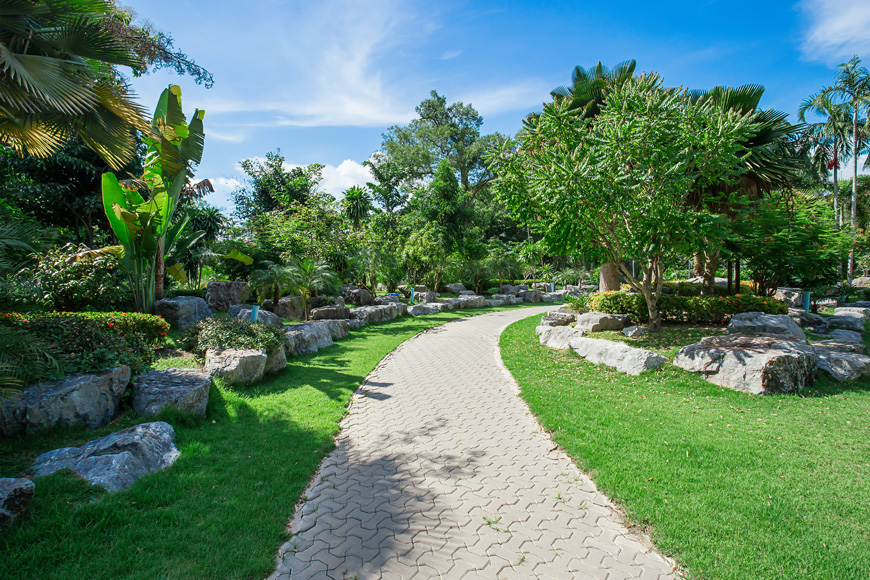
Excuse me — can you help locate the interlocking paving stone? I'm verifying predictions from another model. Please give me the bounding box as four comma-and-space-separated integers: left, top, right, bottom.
270, 307, 677, 579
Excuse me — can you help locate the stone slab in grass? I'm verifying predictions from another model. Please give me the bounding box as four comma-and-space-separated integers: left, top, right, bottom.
310, 305, 350, 320
31, 422, 180, 493
133, 368, 211, 417
205, 349, 267, 385
826, 315, 865, 332
727, 311, 806, 341
540, 312, 575, 327
575, 311, 630, 333
788, 308, 828, 331
538, 326, 584, 350
407, 303, 440, 316
284, 322, 334, 356
812, 339, 867, 354
674, 333, 817, 395
568, 336, 665, 375
834, 307, 870, 321
350, 304, 401, 324
0, 478, 34, 525
816, 351, 870, 382
228, 305, 283, 327
826, 328, 864, 343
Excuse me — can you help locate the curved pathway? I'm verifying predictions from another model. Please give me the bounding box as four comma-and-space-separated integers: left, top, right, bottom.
271, 307, 676, 580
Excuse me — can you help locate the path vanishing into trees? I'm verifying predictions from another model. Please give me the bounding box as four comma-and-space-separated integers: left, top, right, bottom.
270, 306, 677, 580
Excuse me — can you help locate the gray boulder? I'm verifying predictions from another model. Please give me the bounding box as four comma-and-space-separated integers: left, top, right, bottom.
727, 312, 806, 341
0, 478, 34, 525
132, 369, 211, 417
787, 308, 828, 331
31, 422, 180, 493
284, 322, 334, 356
539, 326, 584, 350
816, 350, 870, 381
826, 315, 865, 332
445, 283, 466, 294
320, 319, 348, 340
264, 346, 287, 374
407, 303, 441, 316
812, 339, 867, 354
541, 312, 575, 327
575, 312, 630, 333
205, 349, 267, 385
1, 366, 131, 437
374, 294, 400, 305
262, 296, 304, 321
492, 294, 520, 305
310, 305, 351, 320
541, 291, 565, 303
346, 318, 366, 330
342, 287, 372, 306
841, 301, 870, 308
834, 307, 870, 321
774, 287, 803, 308
499, 284, 520, 296
458, 290, 475, 295
450, 295, 487, 309
826, 328, 864, 343
623, 326, 646, 337
413, 285, 428, 293
350, 304, 400, 325
310, 295, 343, 309
673, 334, 817, 395
518, 290, 543, 303
205, 281, 250, 312
486, 299, 504, 307
155, 296, 212, 330
568, 337, 666, 375
228, 304, 284, 328
853, 276, 870, 288
417, 291, 437, 304
684, 276, 728, 287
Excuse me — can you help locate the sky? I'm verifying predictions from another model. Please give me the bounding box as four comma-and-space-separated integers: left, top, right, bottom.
122, 0, 870, 213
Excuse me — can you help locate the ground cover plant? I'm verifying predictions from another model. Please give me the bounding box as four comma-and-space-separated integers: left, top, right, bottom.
501, 315, 870, 580
0, 304, 537, 580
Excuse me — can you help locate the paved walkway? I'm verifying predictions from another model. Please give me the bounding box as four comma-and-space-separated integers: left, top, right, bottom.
271, 307, 676, 580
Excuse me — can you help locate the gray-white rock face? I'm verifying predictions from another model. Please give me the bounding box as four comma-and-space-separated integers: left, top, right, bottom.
826, 328, 864, 343
541, 291, 565, 303
132, 369, 211, 417
284, 322, 334, 356
31, 422, 180, 493
684, 276, 728, 287
448, 295, 487, 309
558, 307, 583, 316
445, 283, 466, 294
205, 281, 250, 312
499, 285, 521, 296
816, 351, 870, 381
673, 334, 817, 395
310, 295, 343, 309
774, 287, 803, 308
812, 339, 867, 354
407, 303, 441, 316
346, 318, 366, 330
575, 312, 630, 333
418, 291, 437, 304
0, 478, 34, 525
310, 305, 351, 320
834, 307, 870, 321
539, 326, 584, 350
623, 326, 646, 337
518, 290, 543, 303
568, 337, 666, 375
826, 315, 865, 332
853, 276, 870, 288
343, 288, 372, 306
492, 294, 519, 305
841, 301, 870, 308
205, 349, 267, 385
486, 299, 504, 307
262, 296, 304, 321
350, 304, 401, 325
458, 290, 476, 295
1, 366, 131, 437
155, 296, 212, 330
413, 285, 428, 293
541, 312, 575, 327
318, 320, 348, 340
373, 295, 400, 305
788, 308, 828, 331
264, 347, 287, 374
727, 312, 806, 341
228, 304, 284, 327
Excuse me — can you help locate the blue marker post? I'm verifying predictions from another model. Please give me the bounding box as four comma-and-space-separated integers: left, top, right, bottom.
802, 291, 811, 312
550, 282, 555, 293
410, 287, 415, 305
250, 303, 260, 322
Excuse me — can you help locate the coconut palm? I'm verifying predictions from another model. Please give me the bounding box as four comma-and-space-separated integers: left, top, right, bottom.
0, 0, 149, 168
289, 258, 338, 320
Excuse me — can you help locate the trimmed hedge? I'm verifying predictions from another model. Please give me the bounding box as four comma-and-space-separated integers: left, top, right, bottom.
663, 281, 756, 297
183, 317, 285, 356
589, 291, 788, 325
0, 312, 168, 376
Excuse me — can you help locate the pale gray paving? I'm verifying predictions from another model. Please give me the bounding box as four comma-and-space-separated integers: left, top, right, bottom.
270, 307, 678, 580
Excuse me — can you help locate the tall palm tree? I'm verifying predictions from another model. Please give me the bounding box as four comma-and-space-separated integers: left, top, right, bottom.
819, 56, 870, 285
342, 185, 374, 229
0, 0, 150, 168
289, 258, 338, 320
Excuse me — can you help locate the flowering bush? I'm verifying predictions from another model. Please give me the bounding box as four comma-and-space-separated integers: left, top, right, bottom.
589, 291, 787, 325
27, 244, 131, 311
183, 317, 285, 355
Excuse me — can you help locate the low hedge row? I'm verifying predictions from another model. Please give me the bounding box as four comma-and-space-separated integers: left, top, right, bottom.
589, 291, 788, 324
183, 317, 285, 356
0, 312, 168, 376
662, 281, 756, 297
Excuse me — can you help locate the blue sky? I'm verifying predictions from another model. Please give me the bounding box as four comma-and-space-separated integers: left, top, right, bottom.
122, 0, 870, 212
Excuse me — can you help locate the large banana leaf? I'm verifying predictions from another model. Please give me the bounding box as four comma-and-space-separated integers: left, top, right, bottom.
101, 173, 133, 247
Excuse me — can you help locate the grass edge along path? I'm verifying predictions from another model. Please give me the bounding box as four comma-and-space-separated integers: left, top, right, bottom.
0, 304, 541, 580
500, 316, 870, 580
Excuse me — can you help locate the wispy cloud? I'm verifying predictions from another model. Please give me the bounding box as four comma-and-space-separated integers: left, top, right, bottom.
460, 81, 552, 118
440, 49, 462, 60
799, 0, 870, 63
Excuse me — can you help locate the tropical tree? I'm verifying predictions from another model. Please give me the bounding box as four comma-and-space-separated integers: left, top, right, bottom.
289, 258, 338, 320
818, 56, 870, 284
342, 185, 374, 229
250, 261, 296, 307
364, 152, 407, 215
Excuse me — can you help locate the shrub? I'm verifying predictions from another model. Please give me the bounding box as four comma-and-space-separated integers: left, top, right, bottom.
183, 317, 285, 355
589, 291, 787, 325
28, 244, 130, 311
0, 312, 168, 375
664, 281, 756, 297
564, 294, 590, 311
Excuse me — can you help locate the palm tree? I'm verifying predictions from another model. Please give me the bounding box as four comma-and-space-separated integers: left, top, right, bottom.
342, 185, 374, 229
819, 56, 870, 285
0, 0, 149, 168
251, 261, 296, 310
289, 258, 338, 320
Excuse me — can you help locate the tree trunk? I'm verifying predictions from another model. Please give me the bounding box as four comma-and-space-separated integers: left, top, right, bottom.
273, 286, 280, 308
702, 249, 719, 296
155, 241, 165, 301
599, 261, 620, 292
734, 259, 741, 295
693, 252, 705, 277
850, 106, 858, 286
727, 260, 733, 295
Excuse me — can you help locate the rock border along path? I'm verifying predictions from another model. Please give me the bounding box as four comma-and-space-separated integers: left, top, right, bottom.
271, 307, 676, 580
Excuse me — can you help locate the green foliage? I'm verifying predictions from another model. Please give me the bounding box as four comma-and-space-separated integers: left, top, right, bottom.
564, 294, 589, 311
0, 325, 62, 401
666, 281, 755, 297
250, 261, 295, 304
231, 151, 323, 221
287, 258, 339, 319
182, 317, 285, 356
28, 243, 128, 311
589, 291, 787, 324
0, 311, 167, 375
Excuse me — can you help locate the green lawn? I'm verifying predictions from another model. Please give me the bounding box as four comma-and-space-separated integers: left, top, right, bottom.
0, 304, 541, 580
501, 316, 870, 580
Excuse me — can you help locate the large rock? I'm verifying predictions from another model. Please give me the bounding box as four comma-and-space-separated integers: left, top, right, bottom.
407, 303, 441, 316
673, 334, 817, 395
492, 294, 520, 305
623, 326, 646, 337
684, 276, 728, 287
132, 369, 211, 417
205, 349, 266, 385
541, 292, 564, 303
499, 284, 521, 296
575, 312, 630, 333
826, 315, 865, 332
155, 296, 212, 330
31, 422, 180, 493
518, 290, 543, 303
374, 295, 400, 305
0, 478, 34, 525
446, 295, 487, 309
826, 328, 864, 343
310, 305, 351, 320
228, 304, 283, 327
284, 322, 334, 356
262, 296, 304, 321
310, 295, 343, 309
417, 291, 437, 304
774, 287, 803, 308
264, 346, 287, 374
350, 304, 400, 325
834, 307, 870, 321
788, 308, 828, 331
568, 337, 666, 375
539, 326, 584, 350
853, 276, 870, 288
841, 301, 870, 308
727, 312, 806, 341
445, 283, 466, 294
486, 299, 504, 307
541, 312, 575, 327
1, 366, 131, 438
205, 281, 250, 312
816, 351, 870, 382
319, 319, 348, 340
343, 288, 372, 306
812, 339, 867, 354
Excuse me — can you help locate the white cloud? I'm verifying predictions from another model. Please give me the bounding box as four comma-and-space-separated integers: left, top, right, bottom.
799, 0, 870, 63
440, 50, 462, 60
460, 81, 552, 117
320, 159, 374, 198
204, 177, 242, 213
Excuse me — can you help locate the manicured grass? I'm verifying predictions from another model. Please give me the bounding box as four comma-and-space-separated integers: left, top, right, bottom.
501, 316, 870, 580
0, 304, 541, 580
